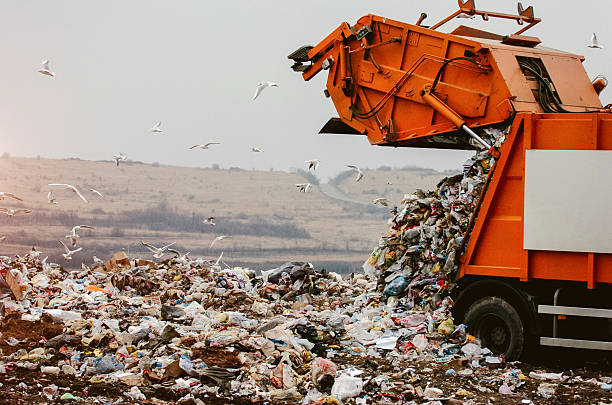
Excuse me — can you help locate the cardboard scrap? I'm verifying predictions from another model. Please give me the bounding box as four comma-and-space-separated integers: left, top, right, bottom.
104, 251, 131, 272
0, 267, 23, 300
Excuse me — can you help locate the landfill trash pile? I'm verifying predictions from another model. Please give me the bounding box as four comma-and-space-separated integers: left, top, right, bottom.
0, 249, 610, 404
363, 126, 509, 310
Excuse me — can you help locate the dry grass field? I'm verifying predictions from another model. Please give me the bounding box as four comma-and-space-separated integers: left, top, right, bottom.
0, 156, 449, 272
334, 166, 457, 206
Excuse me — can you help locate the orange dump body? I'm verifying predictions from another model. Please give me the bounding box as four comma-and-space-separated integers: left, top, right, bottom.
297, 14, 602, 149
293, 12, 611, 288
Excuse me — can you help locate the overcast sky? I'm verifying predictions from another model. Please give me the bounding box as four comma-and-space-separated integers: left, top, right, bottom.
0, 1, 610, 180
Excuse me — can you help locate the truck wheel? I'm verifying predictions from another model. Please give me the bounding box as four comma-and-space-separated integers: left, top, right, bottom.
464, 296, 524, 361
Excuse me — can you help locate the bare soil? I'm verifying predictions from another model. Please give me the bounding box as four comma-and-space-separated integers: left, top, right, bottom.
0, 314, 64, 355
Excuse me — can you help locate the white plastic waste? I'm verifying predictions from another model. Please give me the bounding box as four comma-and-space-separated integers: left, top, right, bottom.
42, 309, 81, 322
127, 386, 146, 401
331, 374, 363, 401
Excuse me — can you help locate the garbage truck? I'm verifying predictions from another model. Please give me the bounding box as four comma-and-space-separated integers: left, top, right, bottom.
289, 0, 612, 360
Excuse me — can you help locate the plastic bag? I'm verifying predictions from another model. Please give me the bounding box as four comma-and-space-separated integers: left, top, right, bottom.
94, 355, 124, 374
311, 357, 337, 385
331, 374, 363, 400
42, 309, 81, 322
383, 276, 408, 296
537, 382, 557, 398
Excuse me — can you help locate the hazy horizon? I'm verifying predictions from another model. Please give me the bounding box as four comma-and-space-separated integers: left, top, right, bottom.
0, 150, 457, 178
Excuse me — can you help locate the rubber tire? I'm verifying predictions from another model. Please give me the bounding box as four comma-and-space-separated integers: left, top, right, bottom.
464, 296, 524, 361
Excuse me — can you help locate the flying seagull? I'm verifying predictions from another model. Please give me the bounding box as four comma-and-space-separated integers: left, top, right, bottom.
189, 143, 220, 150
296, 183, 311, 193
0, 192, 23, 201
48, 184, 88, 202
59, 240, 81, 261
0, 236, 6, 243
0, 208, 32, 216
90, 189, 103, 198
210, 235, 230, 248
306, 159, 320, 171
252, 82, 278, 100
589, 32, 603, 49
65, 225, 95, 247
38, 60, 55, 77
346, 165, 364, 182
113, 152, 127, 166
92, 256, 104, 266
141, 241, 176, 259
203, 217, 215, 226
251, 147, 264, 153
373, 197, 389, 206
215, 251, 223, 266
150, 121, 163, 133
47, 191, 58, 204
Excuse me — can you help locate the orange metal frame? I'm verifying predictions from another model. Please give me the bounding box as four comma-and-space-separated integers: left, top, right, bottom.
300, 11, 600, 149
431, 0, 541, 36
459, 113, 612, 288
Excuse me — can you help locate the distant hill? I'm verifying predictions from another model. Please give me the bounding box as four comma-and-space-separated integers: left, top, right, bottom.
332, 165, 458, 206
0, 156, 451, 272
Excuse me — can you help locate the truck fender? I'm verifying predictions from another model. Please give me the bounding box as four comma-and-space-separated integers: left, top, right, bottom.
452, 277, 538, 336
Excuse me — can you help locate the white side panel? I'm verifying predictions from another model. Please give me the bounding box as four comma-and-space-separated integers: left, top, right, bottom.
524, 150, 612, 254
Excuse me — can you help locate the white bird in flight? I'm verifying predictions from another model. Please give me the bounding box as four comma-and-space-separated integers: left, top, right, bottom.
59, 240, 82, 261
150, 121, 163, 133
65, 225, 95, 247
48, 184, 88, 203
189, 143, 220, 150
90, 189, 103, 198
203, 217, 215, 226
0, 236, 6, 243
47, 191, 58, 204
141, 241, 176, 259
252, 82, 278, 100
210, 235, 230, 248
215, 251, 224, 266
0, 192, 23, 201
92, 256, 104, 266
251, 147, 264, 153
0, 208, 31, 216
296, 183, 311, 193
306, 159, 320, 171
346, 165, 364, 182
589, 33, 603, 49
38, 60, 55, 77
373, 197, 389, 206
113, 152, 127, 166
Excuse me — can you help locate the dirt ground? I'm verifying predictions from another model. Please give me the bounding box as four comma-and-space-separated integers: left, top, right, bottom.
0, 314, 64, 356
0, 317, 610, 404
0, 357, 609, 404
